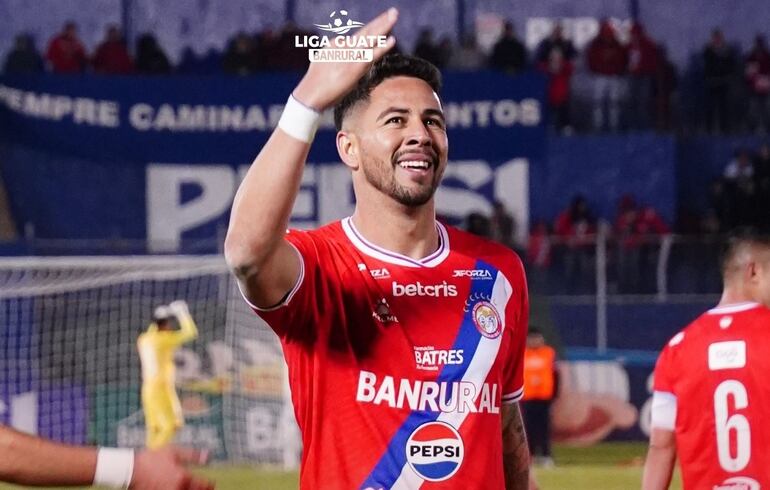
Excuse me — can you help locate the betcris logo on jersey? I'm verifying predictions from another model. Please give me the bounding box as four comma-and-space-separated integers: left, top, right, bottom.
392, 281, 458, 297
406, 421, 464, 482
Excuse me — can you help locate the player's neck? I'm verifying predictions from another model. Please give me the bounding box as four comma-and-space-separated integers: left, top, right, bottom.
351, 200, 439, 261
718, 286, 755, 307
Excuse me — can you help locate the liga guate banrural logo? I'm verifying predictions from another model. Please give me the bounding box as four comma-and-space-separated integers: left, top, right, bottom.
296, 9, 389, 62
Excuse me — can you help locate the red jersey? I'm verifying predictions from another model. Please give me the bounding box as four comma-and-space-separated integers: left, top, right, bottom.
249, 218, 528, 489
653, 302, 770, 489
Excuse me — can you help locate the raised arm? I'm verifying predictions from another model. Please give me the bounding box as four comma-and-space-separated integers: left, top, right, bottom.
169, 300, 198, 345
642, 428, 677, 490
501, 402, 531, 490
223, 8, 397, 309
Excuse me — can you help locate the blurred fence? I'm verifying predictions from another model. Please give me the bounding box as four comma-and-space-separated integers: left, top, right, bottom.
525, 228, 721, 354
527, 229, 722, 297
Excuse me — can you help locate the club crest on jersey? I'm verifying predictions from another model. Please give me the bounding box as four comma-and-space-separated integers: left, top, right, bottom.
405, 421, 464, 482
472, 300, 502, 339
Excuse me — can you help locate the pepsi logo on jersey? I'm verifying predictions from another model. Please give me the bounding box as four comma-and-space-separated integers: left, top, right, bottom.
392, 281, 458, 297
406, 421, 464, 482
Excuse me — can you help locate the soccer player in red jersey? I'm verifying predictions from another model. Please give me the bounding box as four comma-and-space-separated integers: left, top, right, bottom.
643, 230, 770, 489
224, 8, 532, 490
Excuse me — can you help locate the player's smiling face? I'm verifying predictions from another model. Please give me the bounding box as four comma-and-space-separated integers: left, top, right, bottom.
352, 76, 448, 207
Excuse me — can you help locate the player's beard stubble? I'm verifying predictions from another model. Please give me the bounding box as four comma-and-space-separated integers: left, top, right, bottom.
359, 147, 443, 207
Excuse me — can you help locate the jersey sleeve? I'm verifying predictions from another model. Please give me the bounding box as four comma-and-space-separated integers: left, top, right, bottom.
242, 230, 322, 341
501, 255, 529, 404
652, 335, 680, 394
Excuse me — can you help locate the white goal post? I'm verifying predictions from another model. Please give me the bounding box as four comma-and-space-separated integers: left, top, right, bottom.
0, 255, 300, 467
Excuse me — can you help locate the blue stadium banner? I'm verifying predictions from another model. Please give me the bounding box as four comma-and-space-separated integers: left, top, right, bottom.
0, 73, 546, 251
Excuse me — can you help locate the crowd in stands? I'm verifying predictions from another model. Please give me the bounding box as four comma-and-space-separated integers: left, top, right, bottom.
467, 193, 673, 294
4, 20, 770, 134
705, 143, 770, 233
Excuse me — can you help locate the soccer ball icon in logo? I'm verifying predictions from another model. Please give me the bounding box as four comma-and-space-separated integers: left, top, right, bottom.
315, 10, 365, 34
406, 421, 464, 482
331, 10, 351, 28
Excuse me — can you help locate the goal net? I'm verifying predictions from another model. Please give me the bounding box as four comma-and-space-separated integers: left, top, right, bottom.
0, 255, 300, 467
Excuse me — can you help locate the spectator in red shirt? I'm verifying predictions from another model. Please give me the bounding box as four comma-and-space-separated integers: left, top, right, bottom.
538, 47, 574, 132
554, 195, 597, 293
627, 22, 658, 130
745, 35, 770, 132
527, 220, 552, 269
586, 20, 627, 131
46, 21, 87, 74
92, 25, 133, 75
536, 23, 577, 132
614, 195, 670, 293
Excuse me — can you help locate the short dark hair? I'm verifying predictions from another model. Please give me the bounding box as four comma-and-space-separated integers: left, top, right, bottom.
333, 53, 442, 131
720, 227, 770, 276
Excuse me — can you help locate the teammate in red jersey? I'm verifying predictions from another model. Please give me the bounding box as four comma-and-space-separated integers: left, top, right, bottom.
224, 8, 532, 490
643, 230, 770, 489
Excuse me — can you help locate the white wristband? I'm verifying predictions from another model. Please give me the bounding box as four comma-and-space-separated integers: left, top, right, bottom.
94, 448, 134, 488
278, 94, 321, 143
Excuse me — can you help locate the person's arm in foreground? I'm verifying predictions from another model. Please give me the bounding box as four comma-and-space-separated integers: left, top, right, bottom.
224, 8, 397, 308
642, 427, 677, 490
502, 402, 531, 490
0, 424, 212, 489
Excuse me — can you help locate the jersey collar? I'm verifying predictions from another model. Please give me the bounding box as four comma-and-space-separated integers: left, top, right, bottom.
341, 216, 450, 268
707, 302, 760, 314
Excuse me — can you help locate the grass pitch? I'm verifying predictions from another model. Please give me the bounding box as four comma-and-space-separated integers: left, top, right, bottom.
1, 442, 681, 489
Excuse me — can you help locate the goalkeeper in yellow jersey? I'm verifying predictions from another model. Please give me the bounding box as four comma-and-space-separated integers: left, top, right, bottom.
138, 300, 198, 450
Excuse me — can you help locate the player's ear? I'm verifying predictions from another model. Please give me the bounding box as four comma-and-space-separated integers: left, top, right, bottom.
336, 130, 359, 170
747, 260, 760, 282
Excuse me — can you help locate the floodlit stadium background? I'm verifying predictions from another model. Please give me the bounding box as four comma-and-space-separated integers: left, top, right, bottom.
3, 0, 770, 488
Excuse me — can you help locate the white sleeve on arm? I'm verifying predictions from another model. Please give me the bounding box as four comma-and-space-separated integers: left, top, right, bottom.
650, 391, 677, 431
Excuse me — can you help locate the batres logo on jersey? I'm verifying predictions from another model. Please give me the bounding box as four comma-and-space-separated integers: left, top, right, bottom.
406, 421, 464, 482
392, 281, 458, 297
713, 476, 760, 490
452, 269, 493, 280
356, 371, 500, 414
414, 346, 464, 371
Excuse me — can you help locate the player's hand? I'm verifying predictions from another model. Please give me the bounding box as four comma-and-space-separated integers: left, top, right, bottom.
168, 300, 190, 317
130, 446, 213, 490
293, 7, 398, 111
